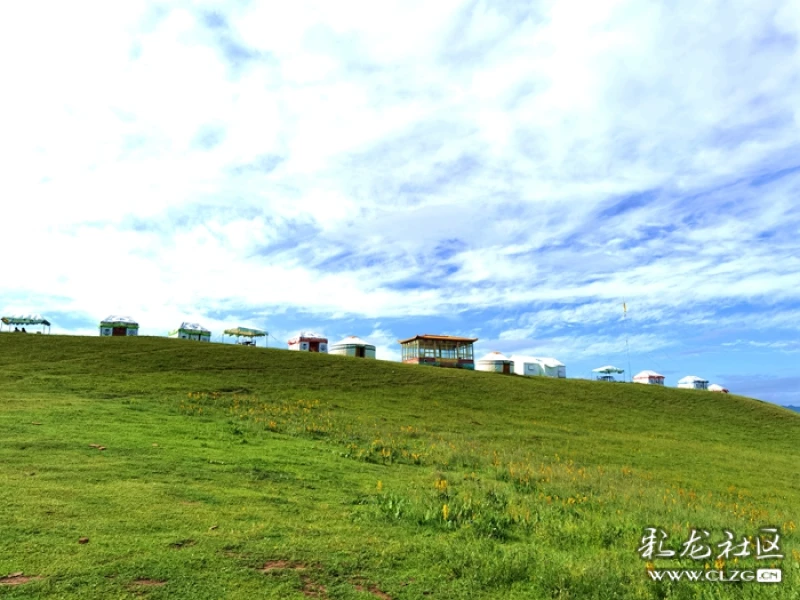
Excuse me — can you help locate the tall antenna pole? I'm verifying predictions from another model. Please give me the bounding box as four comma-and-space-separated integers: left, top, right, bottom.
623, 300, 632, 382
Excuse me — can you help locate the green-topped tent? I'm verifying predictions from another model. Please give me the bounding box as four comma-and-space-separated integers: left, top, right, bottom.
1, 314, 51, 334
224, 327, 267, 347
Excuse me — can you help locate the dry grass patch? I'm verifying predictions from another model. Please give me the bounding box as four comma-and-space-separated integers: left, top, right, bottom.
130, 579, 166, 587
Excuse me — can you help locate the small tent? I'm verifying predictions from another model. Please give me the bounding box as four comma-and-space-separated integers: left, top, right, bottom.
677, 375, 709, 390
592, 365, 625, 382
288, 331, 328, 353
169, 322, 211, 342
708, 383, 729, 393
329, 335, 376, 358
99, 316, 139, 336
1, 314, 51, 333
511, 355, 566, 378
633, 370, 665, 385
476, 351, 514, 374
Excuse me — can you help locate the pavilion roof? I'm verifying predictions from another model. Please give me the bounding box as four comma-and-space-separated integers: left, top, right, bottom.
398, 334, 478, 344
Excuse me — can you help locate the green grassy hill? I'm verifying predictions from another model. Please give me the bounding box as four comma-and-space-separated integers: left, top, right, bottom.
1, 334, 797, 599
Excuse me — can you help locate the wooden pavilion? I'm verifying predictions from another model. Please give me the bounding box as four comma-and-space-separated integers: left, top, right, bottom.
398, 334, 478, 369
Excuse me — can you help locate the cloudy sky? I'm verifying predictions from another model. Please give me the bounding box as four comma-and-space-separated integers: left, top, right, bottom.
1, 0, 799, 406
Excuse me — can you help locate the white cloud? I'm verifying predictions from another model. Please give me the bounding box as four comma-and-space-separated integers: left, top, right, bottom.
1, 0, 799, 400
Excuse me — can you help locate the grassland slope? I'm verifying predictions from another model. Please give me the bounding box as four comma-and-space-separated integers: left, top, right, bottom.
1, 334, 797, 599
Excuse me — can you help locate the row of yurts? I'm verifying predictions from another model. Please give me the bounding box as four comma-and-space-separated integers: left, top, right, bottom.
93, 316, 568, 377
3, 315, 724, 389
98, 317, 727, 390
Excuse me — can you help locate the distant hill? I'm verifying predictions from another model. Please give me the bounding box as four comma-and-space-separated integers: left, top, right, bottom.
786, 405, 800, 413
0, 333, 798, 598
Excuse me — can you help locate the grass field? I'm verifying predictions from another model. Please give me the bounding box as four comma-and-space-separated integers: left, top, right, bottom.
1, 334, 798, 599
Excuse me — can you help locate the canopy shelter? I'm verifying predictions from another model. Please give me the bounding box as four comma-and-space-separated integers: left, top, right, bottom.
224, 327, 267, 347
1, 315, 51, 333
592, 365, 625, 382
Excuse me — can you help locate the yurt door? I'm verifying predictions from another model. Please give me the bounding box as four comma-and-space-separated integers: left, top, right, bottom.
502, 363, 510, 374
356, 347, 365, 358
309, 341, 319, 352
112, 327, 127, 336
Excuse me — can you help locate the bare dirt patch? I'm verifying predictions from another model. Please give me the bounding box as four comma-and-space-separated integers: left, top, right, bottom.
170, 539, 196, 549
261, 560, 308, 572
0, 573, 43, 586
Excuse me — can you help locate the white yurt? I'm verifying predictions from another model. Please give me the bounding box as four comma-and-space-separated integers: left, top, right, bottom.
168, 322, 211, 342
633, 370, 665, 385
288, 331, 328, 353
677, 375, 709, 390
476, 351, 514, 374
708, 383, 729, 393
99, 316, 139, 337
329, 335, 376, 358
510, 355, 566, 378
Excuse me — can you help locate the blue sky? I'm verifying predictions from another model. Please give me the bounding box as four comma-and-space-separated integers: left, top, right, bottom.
1, 0, 798, 406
